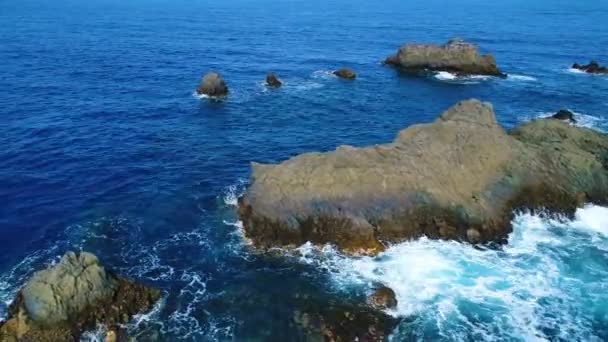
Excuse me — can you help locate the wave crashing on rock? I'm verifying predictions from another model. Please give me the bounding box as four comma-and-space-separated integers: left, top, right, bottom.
238, 99, 608, 255
385, 38, 505, 77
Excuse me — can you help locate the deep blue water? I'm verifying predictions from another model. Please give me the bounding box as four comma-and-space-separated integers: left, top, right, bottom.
1, 0, 608, 340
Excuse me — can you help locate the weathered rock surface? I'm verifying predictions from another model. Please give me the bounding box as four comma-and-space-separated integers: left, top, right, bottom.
196, 72, 228, 97
238, 99, 608, 254
572, 61, 608, 74
333, 68, 356, 80
551, 109, 576, 123
0, 252, 160, 342
367, 286, 397, 310
293, 299, 397, 342
266, 73, 282, 88
384, 38, 505, 77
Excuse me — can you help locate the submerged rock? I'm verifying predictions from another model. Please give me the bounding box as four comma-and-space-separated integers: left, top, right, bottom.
293, 299, 397, 341
572, 61, 608, 74
333, 68, 356, 80
367, 286, 397, 310
384, 38, 505, 77
266, 73, 282, 87
551, 109, 576, 123
196, 72, 228, 97
238, 99, 608, 254
0, 251, 160, 342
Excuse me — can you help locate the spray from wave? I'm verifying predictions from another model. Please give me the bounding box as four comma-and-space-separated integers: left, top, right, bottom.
295, 205, 608, 341
432, 71, 493, 83
520, 110, 607, 132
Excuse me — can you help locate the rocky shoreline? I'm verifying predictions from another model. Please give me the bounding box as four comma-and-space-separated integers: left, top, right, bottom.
238, 99, 608, 255
0, 252, 160, 342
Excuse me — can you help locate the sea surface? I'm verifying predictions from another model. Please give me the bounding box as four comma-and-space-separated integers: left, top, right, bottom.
1, 0, 608, 340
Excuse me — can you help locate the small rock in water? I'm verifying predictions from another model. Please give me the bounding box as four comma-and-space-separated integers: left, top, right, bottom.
0, 251, 161, 341
551, 109, 576, 123
571, 60, 608, 74
385, 38, 505, 77
333, 68, 356, 80
266, 73, 282, 87
196, 72, 229, 97
367, 286, 397, 310
105, 329, 117, 342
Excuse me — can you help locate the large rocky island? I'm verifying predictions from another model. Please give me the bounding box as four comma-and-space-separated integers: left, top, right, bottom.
385, 39, 505, 77
0, 252, 160, 341
238, 99, 608, 254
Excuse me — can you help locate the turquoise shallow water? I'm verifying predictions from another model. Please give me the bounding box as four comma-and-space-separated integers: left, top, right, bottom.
1, 0, 608, 340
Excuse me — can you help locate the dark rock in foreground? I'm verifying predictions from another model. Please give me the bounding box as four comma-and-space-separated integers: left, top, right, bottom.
384, 38, 505, 77
551, 109, 576, 123
367, 286, 397, 310
293, 298, 397, 341
238, 99, 608, 254
196, 72, 228, 97
0, 252, 160, 341
572, 61, 608, 74
333, 68, 356, 80
266, 73, 282, 88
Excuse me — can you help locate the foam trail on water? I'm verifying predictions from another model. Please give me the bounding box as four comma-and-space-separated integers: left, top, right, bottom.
432, 71, 493, 83
567, 67, 587, 74
507, 74, 538, 82
297, 205, 608, 340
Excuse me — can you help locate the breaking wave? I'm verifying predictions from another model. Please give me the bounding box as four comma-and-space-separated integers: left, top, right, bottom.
296, 205, 608, 340
432, 71, 493, 84
520, 110, 607, 132
506, 74, 538, 82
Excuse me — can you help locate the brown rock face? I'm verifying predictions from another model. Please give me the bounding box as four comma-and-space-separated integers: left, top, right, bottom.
266, 73, 282, 87
385, 38, 505, 77
0, 252, 161, 342
196, 72, 228, 97
367, 286, 397, 310
238, 99, 608, 254
293, 300, 397, 342
572, 61, 608, 74
333, 68, 356, 80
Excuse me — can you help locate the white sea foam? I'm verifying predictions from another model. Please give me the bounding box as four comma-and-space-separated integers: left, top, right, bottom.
434, 71, 458, 81
507, 74, 538, 82
296, 205, 608, 340
520, 110, 606, 133
432, 71, 492, 83
223, 179, 247, 206
567, 67, 587, 74
571, 204, 608, 236
312, 70, 336, 79
80, 324, 106, 342
192, 91, 224, 101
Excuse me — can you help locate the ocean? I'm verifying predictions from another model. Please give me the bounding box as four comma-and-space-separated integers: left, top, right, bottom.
1, 0, 608, 340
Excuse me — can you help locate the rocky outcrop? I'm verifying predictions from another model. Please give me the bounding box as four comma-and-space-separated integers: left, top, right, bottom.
367, 286, 397, 310
293, 298, 397, 341
572, 61, 608, 74
238, 99, 608, 255
266, 73, 282, 88
333, 68, 356, 80
551, 109, 576, 123
384, 38, 505, 77
0, 252, 160, 342
196, 72, 228, 97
